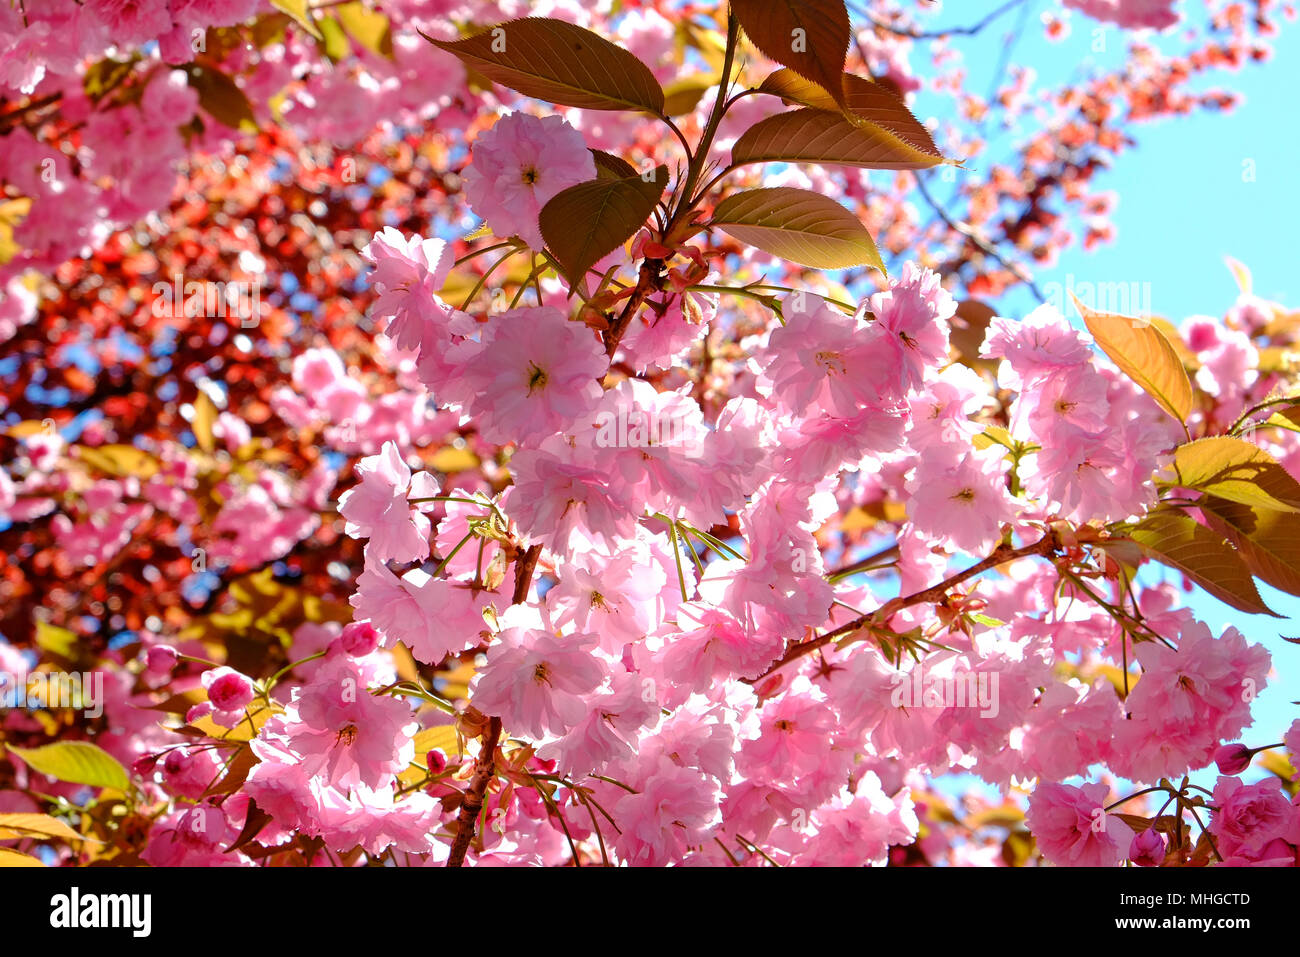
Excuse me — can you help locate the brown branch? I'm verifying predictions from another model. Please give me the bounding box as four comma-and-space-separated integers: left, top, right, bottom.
603, 258, 663, 358
445, 716, 502, 867
511, 543, 542, 604
856, 0, 1028, 40
752, 530, 1061, 681
445, 542, 542, 866
829, 543, 900, 580
0, 92, 61, 132
914, 172, 1047, 305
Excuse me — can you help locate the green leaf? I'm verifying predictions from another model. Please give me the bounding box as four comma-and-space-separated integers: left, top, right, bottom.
185, 65, 257, 134
731, 0, 851, 108
335, 2, 393, 59
270, 0, 323, 39
732, 107, 947, 171
1072, 294, 1193, 425
1127, 509, 1277, 616
1200, 496, 1300, 598
424, 18, 665, 114
758, 69, 943, 160
6, 742, 132, 792
539, 166, 667, 288
710, 186, 884, 271
1173, 436, 1300, 513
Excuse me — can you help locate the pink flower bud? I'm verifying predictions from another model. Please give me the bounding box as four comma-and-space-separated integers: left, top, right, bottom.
145, 644, 178, 675
162, 748, 189, 775
131, 753, 160, 777
1214, 742, 1252, 775
427, 748, 447, 775
1129, 828, 1165, 867
340, 621, 380, 657
202, 667, 255, 713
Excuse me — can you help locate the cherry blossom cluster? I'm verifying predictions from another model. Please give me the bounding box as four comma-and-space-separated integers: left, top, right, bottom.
1, 0, 1297, 869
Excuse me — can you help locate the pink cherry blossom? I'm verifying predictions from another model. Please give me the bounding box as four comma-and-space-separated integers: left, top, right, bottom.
337, 440, 439, 562
462, 112, 596, 250
1025, 782, 1133, 867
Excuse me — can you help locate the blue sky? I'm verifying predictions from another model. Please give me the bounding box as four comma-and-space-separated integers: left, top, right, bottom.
903, 1, 1299, 794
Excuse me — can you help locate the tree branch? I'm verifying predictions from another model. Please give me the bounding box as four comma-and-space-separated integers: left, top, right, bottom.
445, 542, 542, 866
914, 172, 1047, 305
603, 257, 664, 358
753, 529, 1060, 681
445, 716, 502, 867
856, 0, 1028, 40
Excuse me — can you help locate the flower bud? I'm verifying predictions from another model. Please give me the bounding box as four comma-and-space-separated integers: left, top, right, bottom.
427, 748, 447, 775
1129, 828, 1165, 867
1214, 742, 1252, 775
131, 753, 160, 777
202, 666, 255, 713
145, 644, 178, 675
340, 621, 380, 657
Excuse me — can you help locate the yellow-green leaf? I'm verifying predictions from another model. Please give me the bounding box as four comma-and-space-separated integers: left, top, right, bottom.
0, 813, 87, 843
336, 2, 393, 58
0, 847, 46, 867
75, 443, 159, 479
192, 392, 218, 453
588, 149, 638, 182
758, 69, 943, 160
711, 186, 884, 271
189, 702, 280, 743
964, 805, 1024, 830
6, 742, 131, 792
539, 167, 667, 288
424, 18, 665, 114
1200, 496, 1300, 597
34, 620, 77, 658
732, 107, 946, 171
1073, 294, 1193, 424
317, 15, 350, 61
662, 76, 714, 116
270, 0, 323, 39
0, 196, 32, 266
428, 446, 480, 473
185, 65, 257, 134
412, 725, 460, 761
1127, 509, 1277, 616
731, 0, 850, 108
1264, 407, 1300, 434
1224, 255, 1252, 295
1173, 436, 1300, 513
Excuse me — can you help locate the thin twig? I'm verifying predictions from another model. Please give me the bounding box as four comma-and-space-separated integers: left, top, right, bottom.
752, 530, 1060, 681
